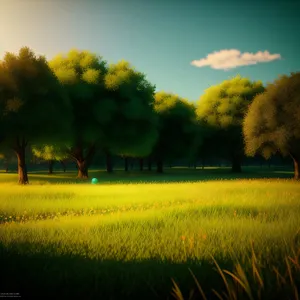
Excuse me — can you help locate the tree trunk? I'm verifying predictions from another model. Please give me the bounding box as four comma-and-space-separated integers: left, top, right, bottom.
60, 160, 66, 172
148, 158, 152, 171
124, 157, 129, 172
70, 144, 96, 179
77, 160, 88, 178
139, 158, 144, 171
106, 151, 113, 173
157, 159, 163, 173
231, 154, 242, 173
290, 153, 300, 180
48, 160, 54, 174
14, 139, 29, 185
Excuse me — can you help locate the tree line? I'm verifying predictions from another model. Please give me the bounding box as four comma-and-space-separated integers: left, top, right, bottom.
0, 47, 299, 184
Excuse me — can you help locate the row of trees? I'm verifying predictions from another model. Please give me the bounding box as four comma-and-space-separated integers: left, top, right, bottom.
0, 47, 299, 184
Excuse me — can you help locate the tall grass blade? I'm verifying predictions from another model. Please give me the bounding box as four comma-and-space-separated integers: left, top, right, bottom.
250, 242, 264, 289
285, 256, 299, 300
223, 264, 254, 300
273, 266, 286, 286
210, 255, 234, 300
171, 278, 185, 300
188, 268, 207, 300
212, 289, 225, 300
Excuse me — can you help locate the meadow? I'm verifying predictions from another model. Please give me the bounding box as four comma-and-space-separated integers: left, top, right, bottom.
0, 166, 299, 300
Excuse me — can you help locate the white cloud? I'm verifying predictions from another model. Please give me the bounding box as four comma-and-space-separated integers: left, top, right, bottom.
191, 49, 281, 70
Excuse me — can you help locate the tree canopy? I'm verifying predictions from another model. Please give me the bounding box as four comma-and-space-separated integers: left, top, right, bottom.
243, 72, 300, 179
104, 60, 158, 161
196, 75, 265, 172
152, 91, 198, 172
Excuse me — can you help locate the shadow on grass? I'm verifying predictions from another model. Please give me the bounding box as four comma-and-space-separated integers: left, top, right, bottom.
0, 242, 297, 300
0, 166, 295, 185
0, 243, 227, 300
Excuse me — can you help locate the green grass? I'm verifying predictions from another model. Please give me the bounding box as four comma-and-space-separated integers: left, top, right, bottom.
0, 165, 295, 185
0, 167, 299, 299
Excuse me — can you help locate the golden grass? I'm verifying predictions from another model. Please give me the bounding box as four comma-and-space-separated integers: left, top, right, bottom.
0, 174, 299, 299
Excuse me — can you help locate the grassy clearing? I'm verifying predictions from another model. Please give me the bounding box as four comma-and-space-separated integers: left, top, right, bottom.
0, 165, 295, 186
0, 168, 299, 299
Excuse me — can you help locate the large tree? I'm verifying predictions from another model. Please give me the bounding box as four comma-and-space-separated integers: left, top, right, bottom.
196, 75, 265, 172
243, 72, 300, 180
0, 47, 73, 184
104, 60, 159, 173
48, 49, 108, 178
152, 92, 198, 173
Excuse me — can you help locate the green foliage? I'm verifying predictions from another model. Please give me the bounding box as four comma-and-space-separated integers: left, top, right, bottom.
152, 92, 198, 161
196, 76, 265, 162
49, 49, 109, 159
196, 75, 264, 129
49, 53, 158, 167
81, 68, 101, 84
105, 60, 132, 90
31, 144, 69, 161
104, 60, 159, 157
0, 47, 73, 148
243, 72, 300, 159
0, 61, 17, 122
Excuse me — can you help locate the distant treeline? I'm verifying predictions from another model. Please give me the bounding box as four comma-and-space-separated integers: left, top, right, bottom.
0, 47, 299, 183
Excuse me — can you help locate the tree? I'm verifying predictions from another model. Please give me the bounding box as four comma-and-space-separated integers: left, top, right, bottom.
243, 72, 300, 180
48, 49, 108, 178
104, 60, 158, 173
31, 144, 69, 174
191, 119, 213, 170
196, 75, 265, 172
152, 92, 198, 173
0, 47, 73, 184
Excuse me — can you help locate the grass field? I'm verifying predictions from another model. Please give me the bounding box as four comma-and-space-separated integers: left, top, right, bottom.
0, 167, 299, 300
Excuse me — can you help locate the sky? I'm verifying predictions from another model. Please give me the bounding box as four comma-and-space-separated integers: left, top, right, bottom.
0, 0, 299, 102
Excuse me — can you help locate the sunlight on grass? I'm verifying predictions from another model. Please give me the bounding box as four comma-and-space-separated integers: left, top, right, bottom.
0, 171, 299, 299
1, 178, 299, 263
1, 179, 299, 222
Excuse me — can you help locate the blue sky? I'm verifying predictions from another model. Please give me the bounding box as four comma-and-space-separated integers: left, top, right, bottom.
0, 0, 299, 102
